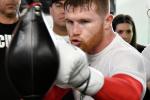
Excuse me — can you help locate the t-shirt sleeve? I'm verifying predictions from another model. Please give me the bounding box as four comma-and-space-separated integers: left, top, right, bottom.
93, 74, 143, 100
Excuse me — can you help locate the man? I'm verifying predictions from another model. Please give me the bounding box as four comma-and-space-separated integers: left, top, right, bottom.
0, 0, 21, 98
44, 0, 146, 100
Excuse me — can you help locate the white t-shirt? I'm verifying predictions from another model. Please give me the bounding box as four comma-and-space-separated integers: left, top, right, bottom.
142, 44, 150, 81
76, 34, 146, 100
142, 44, 150, 60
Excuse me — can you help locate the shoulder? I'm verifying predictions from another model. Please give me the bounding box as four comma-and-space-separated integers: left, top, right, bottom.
110, 35, 143, 60
109, 47, 146, 88
111, 47, 144, 65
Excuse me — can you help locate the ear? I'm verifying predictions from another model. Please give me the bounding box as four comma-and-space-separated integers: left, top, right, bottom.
104, 14, 113, 30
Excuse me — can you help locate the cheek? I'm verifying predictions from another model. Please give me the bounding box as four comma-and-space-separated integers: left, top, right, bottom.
0, 0, 4, 4
130, 32, 134, 39
0, 6, 5, 12
51, 9, 58, 19
127, 32, 133, 38
81, 27, 102, 53
128, 34, 133, 42
0, 1, 4, 7
53, 15, 59, 23
66, 25, 72, 36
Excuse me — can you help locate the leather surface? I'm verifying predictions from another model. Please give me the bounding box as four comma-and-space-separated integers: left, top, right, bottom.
5, 7, 59, 99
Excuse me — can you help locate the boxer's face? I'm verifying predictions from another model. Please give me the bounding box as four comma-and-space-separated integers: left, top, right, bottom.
65, 3, 108, 54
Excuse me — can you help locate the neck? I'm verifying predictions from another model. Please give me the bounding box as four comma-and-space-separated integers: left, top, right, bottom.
0, 14, 18, 24
53, 24, 67, 36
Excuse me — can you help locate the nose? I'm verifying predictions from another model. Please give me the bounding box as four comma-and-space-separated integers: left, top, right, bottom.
60, 7, 65, 14
71, 23, 81, 36
121, 32, 128, 41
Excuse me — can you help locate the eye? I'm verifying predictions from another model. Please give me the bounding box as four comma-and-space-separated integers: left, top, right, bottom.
117, 30, 123, 34
80, 19, 90, 24
66, 20, 73, 25
55, 3, 63, 8
126, 30, 131, 34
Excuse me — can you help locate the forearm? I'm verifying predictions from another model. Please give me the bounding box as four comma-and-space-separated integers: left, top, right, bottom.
93, 74, 143, 100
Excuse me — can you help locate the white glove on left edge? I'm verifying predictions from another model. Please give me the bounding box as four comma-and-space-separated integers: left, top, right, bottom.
55, 36, 104, 95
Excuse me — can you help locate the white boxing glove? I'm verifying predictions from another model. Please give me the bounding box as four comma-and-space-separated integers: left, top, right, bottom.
55, 36, 104, 95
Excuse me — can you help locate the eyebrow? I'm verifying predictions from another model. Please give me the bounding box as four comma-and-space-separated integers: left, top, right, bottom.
117, 28, 131, 31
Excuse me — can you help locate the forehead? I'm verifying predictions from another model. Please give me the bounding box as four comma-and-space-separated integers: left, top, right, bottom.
65, 2, 97, 13
65, 4, 99, 20
116, 23, 133, 29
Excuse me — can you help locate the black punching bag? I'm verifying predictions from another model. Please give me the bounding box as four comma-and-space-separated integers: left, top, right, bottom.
5, 3, 59, 100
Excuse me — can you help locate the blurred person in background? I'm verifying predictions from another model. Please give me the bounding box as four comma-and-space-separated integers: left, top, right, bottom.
112, 14, 145, 53
49, 0, 69, 41
0, 0, 21, 98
